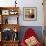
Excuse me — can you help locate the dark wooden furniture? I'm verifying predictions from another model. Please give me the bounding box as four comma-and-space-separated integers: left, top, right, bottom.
0, 7, 19, 46
2, 41, 19, 46
0, 7, 19, 24
0, 41, 2, 46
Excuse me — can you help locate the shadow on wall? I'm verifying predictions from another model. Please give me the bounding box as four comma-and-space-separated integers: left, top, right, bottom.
18, 26, 43, 44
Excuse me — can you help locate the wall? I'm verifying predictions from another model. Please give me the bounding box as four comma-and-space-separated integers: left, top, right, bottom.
43, 0, 46, 46
0, 0, 44, 26
18, 0, 44, 26
43, 0, 46, 27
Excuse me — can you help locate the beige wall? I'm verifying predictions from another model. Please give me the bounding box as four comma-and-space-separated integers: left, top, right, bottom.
44, 0, 46, 27
43, 0, 46, 46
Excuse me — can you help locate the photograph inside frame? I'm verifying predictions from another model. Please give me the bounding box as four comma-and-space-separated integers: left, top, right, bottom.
23, 7, 37, 21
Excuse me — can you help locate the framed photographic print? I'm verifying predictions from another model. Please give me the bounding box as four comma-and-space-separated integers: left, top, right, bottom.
23, 7, 37, 21
9, 10, 18, 15
9, 10, 15, 15
2, 10, 9, 15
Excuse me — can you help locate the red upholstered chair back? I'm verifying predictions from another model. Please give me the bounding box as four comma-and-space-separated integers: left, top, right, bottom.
21, 28, 41, 46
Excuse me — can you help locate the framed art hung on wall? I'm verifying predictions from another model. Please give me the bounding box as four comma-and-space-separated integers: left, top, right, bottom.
2, 10, 9, 15
23, 7, 37, 21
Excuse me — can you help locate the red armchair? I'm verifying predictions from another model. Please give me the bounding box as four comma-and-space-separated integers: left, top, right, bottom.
21, 28, 41, 46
